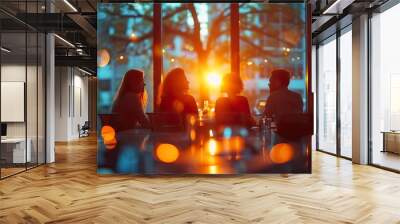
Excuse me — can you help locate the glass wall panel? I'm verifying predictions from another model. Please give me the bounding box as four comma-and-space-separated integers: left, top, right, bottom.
0, 0, 46, 179
239, 3, 306, 114
27, 31, 38, 168
38, 32, 45, 165
371, 4, 400, 171
317, 36, 337, 154
1, 31, 28, 177
339, 29, 352, 158
162, 3, 230, 107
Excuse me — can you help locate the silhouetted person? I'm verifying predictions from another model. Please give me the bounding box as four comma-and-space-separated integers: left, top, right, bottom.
264, 69, 303, 122
112, 69, 150, 131
159, 68, 198, 118
215, 74, 255, 126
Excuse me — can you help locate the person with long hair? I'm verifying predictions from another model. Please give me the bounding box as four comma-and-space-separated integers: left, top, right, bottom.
112, 69, 150, 131
159, 68, 198, 117
215, 74, 255, 126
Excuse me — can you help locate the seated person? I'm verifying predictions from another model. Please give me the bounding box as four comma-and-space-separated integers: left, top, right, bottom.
264, 69, 303, 122
159, 68, 198, 119
111, 69, 151, 131
215, 74, 255, 126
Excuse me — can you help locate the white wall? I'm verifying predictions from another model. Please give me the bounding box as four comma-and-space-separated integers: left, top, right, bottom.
55, 67, 89, 141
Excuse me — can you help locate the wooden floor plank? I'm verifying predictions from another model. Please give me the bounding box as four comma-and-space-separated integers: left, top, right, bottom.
0, 136, 399, 223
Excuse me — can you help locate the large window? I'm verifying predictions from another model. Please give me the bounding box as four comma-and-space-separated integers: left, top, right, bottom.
317, 36, 337, 154
239, 3, 306, 112
97, 3, 154, 114
339, 28, 352, 158
98, 3, 308, 115
162, 3, 231, 105
371, 4, 400, 171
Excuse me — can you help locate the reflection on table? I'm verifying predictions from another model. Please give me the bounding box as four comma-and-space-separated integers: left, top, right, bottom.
97, 115, 311, 174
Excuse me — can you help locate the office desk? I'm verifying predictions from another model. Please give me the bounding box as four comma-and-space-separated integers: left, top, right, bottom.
1, 138, 31, 164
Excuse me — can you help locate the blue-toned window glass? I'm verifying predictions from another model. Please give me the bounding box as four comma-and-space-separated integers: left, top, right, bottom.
239, 3, 306, 114
97, 3, 153, 113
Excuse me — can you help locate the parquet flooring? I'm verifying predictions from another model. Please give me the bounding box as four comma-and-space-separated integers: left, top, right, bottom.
1, 135, 400, 223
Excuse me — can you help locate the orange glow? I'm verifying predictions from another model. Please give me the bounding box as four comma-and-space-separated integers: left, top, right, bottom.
190, 129, 196, 141
208, 165, 218, 174
172, 100, 184, 113
207, 139, 218, 156
101, 125, 115, 142
156, 144, 179, 163
119, 55, 124, 60
206, 72, 222, 87
170, 58, 175, 62
232, 137, 245, 151
270, 143, 294, 164
209, 129, 214, 137
97, 49, 110, 67
189, 116, 197, 126
104, 138, 117, 150
247, 61, 253, 66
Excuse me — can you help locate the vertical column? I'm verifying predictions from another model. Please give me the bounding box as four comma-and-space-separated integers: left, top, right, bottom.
230, 3, 240, 77
336, 30, 341, 156
352, 14, 369, 164
153, 3, 162, 112
46, 1, 55, 163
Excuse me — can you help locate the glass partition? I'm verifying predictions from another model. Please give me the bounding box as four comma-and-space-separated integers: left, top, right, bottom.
339, 28, 352, 158
370, 4, 400, 171
1, 30, 28, 177
0, 0, 46, 179
317, 36, 337, 154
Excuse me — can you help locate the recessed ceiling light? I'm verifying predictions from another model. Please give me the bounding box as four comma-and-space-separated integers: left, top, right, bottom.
63, 0, 78, 12
54, 34, 75, 48
1, 47, 11, 53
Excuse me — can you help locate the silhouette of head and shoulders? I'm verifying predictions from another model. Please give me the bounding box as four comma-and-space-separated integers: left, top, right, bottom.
265, 69, 303, 121
159, 68, 198, 116
112, 69, 150, 130
215, 74, 254, 126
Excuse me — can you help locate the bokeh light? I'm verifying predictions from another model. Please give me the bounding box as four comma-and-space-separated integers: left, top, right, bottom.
208, 165, 218, 174
190, 130, 196, 141
156, 144, 180, 163
97, 49, 110, 67
101, 125, 115, 142
270, 143, 294, 164
207, 139, 218, 156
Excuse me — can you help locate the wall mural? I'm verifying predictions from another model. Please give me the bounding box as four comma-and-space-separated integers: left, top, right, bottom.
97, 2, 312, 174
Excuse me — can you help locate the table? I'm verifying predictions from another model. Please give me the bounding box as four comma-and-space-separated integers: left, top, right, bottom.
97, 123, 311, 174
1, 138, 31, 164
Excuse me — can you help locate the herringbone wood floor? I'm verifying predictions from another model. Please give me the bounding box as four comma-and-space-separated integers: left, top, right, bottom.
1, 136, 400, 224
